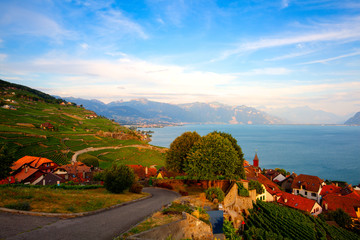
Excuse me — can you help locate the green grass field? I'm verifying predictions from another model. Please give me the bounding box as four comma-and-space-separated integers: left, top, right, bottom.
79, 147, 166, 169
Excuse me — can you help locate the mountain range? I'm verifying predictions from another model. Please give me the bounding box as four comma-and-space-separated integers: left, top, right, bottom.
63, 97, 284, 125
344, 112, 360, 125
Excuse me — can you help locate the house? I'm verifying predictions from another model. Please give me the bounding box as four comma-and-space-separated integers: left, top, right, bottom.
277, 192, 322, 215
291, 174, 325, 203
33, 172, 65, 186
12, 156, 58, 173
322, 192, 360, 221
54, 162, 92, 182
319, 184, 342, 198
279, 173, 297, 193
40, 122, 54, 130
245, 165, 282, 202
13, 166, 44, 184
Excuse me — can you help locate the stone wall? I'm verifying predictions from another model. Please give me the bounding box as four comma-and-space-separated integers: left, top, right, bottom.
128, 212, 213, 240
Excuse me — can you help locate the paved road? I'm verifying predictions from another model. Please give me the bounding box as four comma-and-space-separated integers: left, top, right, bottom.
0, 188, 179, 240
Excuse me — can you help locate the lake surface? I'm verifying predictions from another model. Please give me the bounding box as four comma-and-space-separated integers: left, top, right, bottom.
141, 124, 360, 185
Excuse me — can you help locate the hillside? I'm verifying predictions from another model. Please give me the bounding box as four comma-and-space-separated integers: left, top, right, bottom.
0, 79, 152, 166
64, 97, 284, 125
344, 112, 360, 125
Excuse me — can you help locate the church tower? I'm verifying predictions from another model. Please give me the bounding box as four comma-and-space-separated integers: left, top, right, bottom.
253, 153, 259, 167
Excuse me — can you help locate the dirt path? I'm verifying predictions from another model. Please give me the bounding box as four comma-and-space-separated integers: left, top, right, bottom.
71, 144, 166, 163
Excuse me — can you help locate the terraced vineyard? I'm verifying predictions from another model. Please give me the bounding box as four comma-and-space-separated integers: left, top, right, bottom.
243, 201, 359, 240
0, 80, 147, 167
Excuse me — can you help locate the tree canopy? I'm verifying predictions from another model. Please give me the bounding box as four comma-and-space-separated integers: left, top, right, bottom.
0, 144, 16, 180
185, 133, 242, 180
210, 131, 245, 179
165, 131, 201, 173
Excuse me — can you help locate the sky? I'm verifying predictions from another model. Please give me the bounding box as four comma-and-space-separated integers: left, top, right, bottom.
0, 0, 360, 116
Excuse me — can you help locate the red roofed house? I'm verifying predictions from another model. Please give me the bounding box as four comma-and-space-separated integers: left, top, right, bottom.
53, 162, 92, 182
13, 166, 44, 184
319, 184, 342, 198
322, 192, 360, 221
291, 174, 325, 203
277, 192, 322, 215
12, 156, 58, 173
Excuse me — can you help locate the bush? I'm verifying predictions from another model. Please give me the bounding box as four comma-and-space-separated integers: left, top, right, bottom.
162, 202, 192, 215
93, 171, 105, 181
179, 190, 189, 196
129, 182, 143, 194
248, 180, 264, 194
237, 182, 249, 197
205, 187, 225, 202
104, 164, 135, 193
5, 201, 31, 211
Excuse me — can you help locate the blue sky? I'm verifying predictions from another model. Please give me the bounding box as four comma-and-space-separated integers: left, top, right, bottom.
0, 0, 359, 115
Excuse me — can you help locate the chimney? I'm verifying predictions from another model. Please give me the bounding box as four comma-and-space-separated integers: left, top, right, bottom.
25, 166, 29, 173
284, 198, 288, 203
325, 203, 328, 210
145, 167, 148, 175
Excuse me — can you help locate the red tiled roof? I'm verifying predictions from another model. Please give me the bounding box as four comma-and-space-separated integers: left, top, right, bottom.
320, 184, 341, 197
245, 166, 281, 194
12, 156, 56, 171
277, 192, 319, 213
323, 193, 360, 218
14, 167, 42, 182
291, 174, 324, 192
56, 162, 91, 175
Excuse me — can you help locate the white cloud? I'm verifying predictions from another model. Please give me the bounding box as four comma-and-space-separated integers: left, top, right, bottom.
212, 16, 360, 62
281, 0, 290, 9
234, 68, 292, 76
98, 10, 148, 39
80, 43, 89, 50
300, 50, 360, 65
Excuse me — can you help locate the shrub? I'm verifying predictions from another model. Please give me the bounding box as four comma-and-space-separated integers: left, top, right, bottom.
129, 182, 143, 194
237, 182, 249, 197
205, 187, 225, 202
5, 201, 31, 211
104, 164, 135, 193
93, 171, 105, 181
248, 180, 264, 194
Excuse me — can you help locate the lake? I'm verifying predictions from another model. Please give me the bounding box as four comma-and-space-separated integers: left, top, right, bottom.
141, 124, 360, 185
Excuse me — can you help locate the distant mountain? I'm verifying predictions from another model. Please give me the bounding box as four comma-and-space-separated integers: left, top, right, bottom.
265, 106, 346, 124
344, 112, 360, 125
63, 97, 284, 125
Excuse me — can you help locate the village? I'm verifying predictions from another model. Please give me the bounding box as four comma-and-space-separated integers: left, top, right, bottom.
1, 150, 359, 239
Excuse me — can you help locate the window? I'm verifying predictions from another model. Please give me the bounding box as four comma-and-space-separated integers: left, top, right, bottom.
297, 190, 299, 194
305, 191, 308, 195
311, 193, 316, 197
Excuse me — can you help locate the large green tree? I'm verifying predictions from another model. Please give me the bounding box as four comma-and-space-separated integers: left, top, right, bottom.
210, 131, 245, 179
0, 144, 16, 180
166, 131, 201, 173
185, 133, 241, 180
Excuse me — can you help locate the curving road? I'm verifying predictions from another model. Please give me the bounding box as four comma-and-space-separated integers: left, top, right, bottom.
0, 188, 179, 240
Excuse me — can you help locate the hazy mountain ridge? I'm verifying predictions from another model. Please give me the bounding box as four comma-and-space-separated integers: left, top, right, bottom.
264, 106, 348, 124
64, 97, 284, 125
344, 112, 360, 125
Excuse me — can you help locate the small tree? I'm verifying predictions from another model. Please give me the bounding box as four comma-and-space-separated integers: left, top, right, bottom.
328, 208, 352, 228
0, 144, 16, 180
104, 164, 135, 193
166, 131, 201, 173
